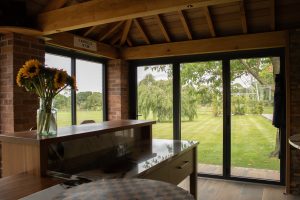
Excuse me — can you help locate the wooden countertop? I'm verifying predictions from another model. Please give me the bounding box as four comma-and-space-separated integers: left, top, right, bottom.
0, 173, 63, 200
0, 120, 155, 145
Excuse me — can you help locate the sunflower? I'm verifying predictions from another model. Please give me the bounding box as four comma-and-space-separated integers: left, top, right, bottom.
54, 70, 67, 89
22, 59, 41, 78
16, 68, 25, 87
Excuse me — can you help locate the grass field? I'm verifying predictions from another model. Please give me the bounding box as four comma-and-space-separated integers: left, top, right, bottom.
57, 108, 279, 171
57, 110, 103, 127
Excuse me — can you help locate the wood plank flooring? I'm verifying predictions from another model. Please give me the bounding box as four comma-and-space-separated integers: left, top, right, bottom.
178, 177, 299, 200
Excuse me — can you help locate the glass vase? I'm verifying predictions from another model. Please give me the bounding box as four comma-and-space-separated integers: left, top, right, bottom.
37, 98, 57, 136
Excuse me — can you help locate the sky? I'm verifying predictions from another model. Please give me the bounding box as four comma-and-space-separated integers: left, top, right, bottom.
137, 65, 170, 82
45, 53, 103, 93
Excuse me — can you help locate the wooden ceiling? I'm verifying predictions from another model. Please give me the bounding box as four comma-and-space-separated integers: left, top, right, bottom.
24, 0, 300, 49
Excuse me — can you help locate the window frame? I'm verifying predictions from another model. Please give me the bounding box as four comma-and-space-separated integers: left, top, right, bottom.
45, 46, 108, 124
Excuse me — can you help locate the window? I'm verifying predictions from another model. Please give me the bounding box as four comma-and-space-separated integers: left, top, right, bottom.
45, 49, 106, 127
76, 59, 103, 124
45, 53, 72, 127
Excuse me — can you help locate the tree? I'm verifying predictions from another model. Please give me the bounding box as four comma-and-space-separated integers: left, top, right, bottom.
54, 94, 70, 110
77, 91, 92, 110
86, 92, 102, 111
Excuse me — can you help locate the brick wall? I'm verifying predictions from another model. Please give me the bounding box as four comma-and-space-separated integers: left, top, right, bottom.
107, 59, 129, 120
0, 33, 44, 133
289, 30, 300, 194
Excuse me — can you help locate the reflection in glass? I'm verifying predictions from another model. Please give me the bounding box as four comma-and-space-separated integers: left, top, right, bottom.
45, 53, 72, 127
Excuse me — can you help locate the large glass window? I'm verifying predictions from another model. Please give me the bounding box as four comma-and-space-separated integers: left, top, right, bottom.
45, 53, 72, 127
137, 65, 173, 139
45, 52, 105, 127
76, 59, 103, 124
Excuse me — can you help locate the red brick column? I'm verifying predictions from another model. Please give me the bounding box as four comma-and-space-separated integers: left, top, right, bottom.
0, 33, 44, 134
107, 59, 129, 120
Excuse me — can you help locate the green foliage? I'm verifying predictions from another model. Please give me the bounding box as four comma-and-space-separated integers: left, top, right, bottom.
54, 91, 102, 111
86, 92, 102, 111
54, 93, 70, 110
138, 58, 275, 121
232, 96, 246, 115
212, 94, 222, 117
181, 86, 198, 121
248, 100, 264, 114
138, 76, 173, 122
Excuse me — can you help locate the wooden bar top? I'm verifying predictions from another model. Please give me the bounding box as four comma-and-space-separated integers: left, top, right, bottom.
0, 120, 155, 145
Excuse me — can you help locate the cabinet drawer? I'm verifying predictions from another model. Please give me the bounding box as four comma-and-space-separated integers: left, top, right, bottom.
140, 165, 170, 182
169, 150, 193, 184
139, 149, 194, 185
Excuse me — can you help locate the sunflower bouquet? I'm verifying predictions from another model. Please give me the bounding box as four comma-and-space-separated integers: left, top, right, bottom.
16, 59, 76, 136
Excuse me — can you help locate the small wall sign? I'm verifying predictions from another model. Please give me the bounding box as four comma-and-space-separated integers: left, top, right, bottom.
74, 36, 97, 51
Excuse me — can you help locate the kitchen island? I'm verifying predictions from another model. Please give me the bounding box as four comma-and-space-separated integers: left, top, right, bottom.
0, 120, 198, 199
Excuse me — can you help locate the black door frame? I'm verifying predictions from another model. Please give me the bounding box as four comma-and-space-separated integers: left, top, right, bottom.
129, 48, 286, 185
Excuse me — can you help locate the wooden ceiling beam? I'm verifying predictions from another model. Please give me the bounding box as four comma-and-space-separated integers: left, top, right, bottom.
133, 19, 150, 44
46, 32, 119, 59
38, 0, 241, 35
239, 0, 247, 33
120, 19, 133, 45
203, 7, 216, 37
270, 0, 276, 31
155, 15, 171, 42
111, 34, 122, 45
43, 0, 68, 12
178, 10, 192, 40
121, 31, 287, 60
127, 38, 133, 47
83, 26, 98, 37
98, 21, 124, 42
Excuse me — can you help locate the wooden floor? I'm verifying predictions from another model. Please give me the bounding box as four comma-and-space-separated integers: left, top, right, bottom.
198, 164, 280, 181
178, 177, 299, 200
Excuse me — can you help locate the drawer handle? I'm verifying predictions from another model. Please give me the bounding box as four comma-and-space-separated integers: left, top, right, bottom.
177, 161, 190, 169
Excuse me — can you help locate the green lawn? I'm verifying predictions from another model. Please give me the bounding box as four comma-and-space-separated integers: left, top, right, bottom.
57, 108, 279, 171
57, 110, 103, 127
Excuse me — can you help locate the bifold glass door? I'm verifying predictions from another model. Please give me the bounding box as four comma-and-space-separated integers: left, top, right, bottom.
137, 65, 173, 139
134, 52, 284, 183
230, 57, 280, 181
180, 61, 223, 175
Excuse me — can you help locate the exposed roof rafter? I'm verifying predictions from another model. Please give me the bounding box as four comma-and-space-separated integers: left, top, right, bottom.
239, 0, 248, 34
203, 6, 216, 37
178, 10, 192, 40
43, 0, 68, 12
98, 21, 124, 41
120, 19, 133, 45
133, 19, 151, 44
270, 0, 276, 31
83, 26, 98, 37
127, 38, 133, 47
155, 14, 171, 42
111, 33, 122, 45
